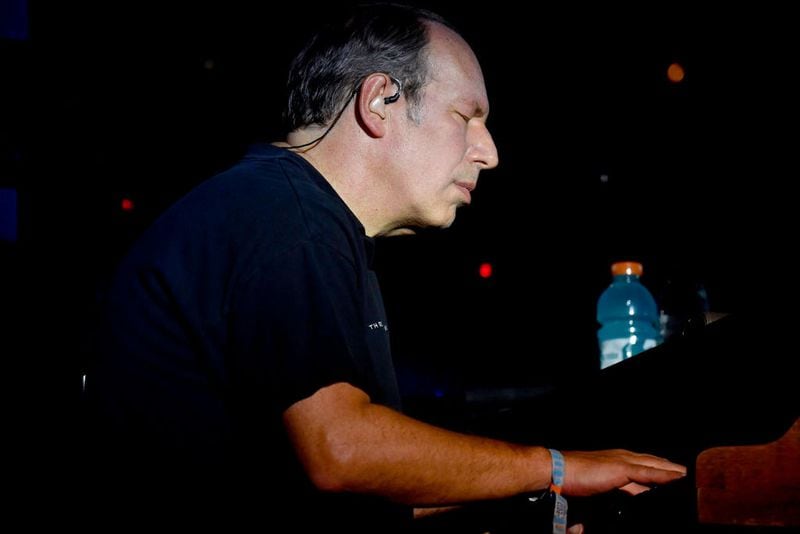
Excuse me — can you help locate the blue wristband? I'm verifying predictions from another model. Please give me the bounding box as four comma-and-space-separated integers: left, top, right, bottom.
548, 449, 568, 534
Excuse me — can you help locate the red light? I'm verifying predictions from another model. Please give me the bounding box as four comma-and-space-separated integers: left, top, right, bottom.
121, 198, 134, 212
667, 62, 685, 83
478, 262, 493, 279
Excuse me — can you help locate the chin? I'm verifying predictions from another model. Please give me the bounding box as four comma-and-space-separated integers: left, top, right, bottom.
437, 209, 458, 229
411, 205, 459, 230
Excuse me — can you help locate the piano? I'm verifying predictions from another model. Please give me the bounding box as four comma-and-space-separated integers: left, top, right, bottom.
414, 312, 799, 532
697, 417, 799, 528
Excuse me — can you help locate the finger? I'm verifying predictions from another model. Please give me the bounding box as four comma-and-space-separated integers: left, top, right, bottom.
636, 464, 687, 484
627, 453, 687, 474
567, 523, 585, 534
619, 481, 650, 495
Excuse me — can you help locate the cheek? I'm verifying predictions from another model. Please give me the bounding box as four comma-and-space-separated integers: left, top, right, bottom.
426, 124, 468, 168
405, 121, 466, 187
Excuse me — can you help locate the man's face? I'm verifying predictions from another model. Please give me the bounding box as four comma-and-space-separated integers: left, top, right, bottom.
389, 23, 499, 229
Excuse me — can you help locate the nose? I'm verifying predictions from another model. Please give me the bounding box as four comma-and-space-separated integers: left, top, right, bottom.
467, 121, 499, 170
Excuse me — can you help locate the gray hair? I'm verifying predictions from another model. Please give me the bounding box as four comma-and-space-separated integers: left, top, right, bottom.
284, 4, 457, 131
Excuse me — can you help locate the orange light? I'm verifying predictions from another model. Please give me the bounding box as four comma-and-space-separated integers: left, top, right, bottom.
121, 198, 134, 212
667, 62, 685, 83
478, 262, 493, 279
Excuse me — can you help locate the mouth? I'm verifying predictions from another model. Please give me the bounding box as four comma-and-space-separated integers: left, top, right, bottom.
454, 181, 476, 204
455, 181, 476, 192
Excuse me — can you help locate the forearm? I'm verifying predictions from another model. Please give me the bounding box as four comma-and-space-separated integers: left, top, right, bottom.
284, 382, 552, 505
342, 402, 551, 504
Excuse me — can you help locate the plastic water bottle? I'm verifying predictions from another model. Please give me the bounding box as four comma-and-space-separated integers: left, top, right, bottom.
597, 261, 662, 369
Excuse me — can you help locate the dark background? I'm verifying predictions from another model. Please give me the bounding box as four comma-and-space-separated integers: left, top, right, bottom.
1, 2, 796, 431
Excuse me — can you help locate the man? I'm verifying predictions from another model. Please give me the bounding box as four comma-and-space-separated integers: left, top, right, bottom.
86, 4, 685, 532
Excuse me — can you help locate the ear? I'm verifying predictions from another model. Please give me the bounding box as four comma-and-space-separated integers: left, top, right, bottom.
356, 73, 392, 138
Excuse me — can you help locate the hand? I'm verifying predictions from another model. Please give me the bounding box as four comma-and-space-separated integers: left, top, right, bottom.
567, 524, 584, 534
562, 449, 686, 497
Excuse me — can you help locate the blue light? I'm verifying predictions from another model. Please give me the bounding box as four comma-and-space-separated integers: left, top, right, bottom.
0, 188, 17, 242
0, 0, 29, 41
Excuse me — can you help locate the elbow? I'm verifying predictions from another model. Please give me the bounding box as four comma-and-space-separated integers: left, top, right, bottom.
303, 432, 361, 493
283, 382, 377, 493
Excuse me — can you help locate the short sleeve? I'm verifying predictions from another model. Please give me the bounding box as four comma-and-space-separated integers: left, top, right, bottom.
227, 240, 372, 416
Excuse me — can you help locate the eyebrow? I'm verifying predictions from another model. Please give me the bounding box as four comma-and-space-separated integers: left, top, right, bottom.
452, 92, 490, 120
466, 100, 489, 119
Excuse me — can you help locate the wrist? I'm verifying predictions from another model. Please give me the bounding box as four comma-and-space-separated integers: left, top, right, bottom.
548, 448, 565, 495
524, 446, 555, 493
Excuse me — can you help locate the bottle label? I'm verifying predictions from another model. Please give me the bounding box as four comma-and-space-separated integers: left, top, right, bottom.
600, 337, 658, 369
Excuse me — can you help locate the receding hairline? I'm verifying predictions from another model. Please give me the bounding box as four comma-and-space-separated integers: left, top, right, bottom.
420, 20, 490, 117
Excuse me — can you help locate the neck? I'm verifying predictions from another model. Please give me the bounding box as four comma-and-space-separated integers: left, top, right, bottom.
278, 128, 412, 238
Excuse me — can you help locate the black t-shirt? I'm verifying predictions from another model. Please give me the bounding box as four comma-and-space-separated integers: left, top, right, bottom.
87, 144, 409, 530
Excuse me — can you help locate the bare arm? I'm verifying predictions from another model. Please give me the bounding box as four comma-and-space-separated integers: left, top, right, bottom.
283, 382, 685, 506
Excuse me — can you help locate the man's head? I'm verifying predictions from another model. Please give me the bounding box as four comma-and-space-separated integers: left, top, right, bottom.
284, 4, 498, 235
285, 4, 450, 131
